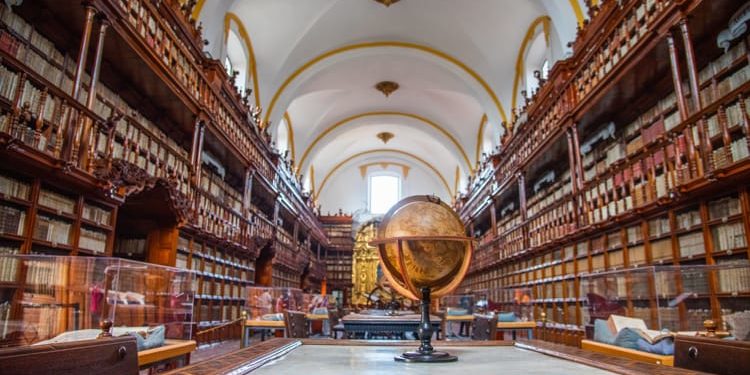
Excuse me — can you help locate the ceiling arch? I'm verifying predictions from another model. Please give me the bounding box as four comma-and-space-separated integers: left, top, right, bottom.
297, 111, 472, 174
263, 41, 508, 131
193, 0, 590, 212
314, 149, 452, 200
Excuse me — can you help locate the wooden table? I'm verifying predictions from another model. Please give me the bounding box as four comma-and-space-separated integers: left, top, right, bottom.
138, 339, 196, 372
443, 314, 474, 337
243, 314, 330, 347
496, 321, 536, 340
342, 313, 441, 339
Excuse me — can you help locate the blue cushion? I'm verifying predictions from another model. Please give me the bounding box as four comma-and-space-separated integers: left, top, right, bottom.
613, 327, 642, 350
127, 325, 165, 351
636, 337, 674, 355
593, 319, 616, 345
498, 312, 517, 322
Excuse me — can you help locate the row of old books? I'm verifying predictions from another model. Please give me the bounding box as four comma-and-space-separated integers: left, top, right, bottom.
712, 139, 750, 170
575, 0, 662, 102
82, 203, 112, 227
78, 227, 106, 254
0, 247, 18, 282
711, 222, 747, 252
0, 4, 197, 197
0, 204, 25, 236
196, 192, 244, 243
32, 215, 71, 246
114, 237, 147, 258
37, 188, 75, 216
699, 41, 747, 84
200, 168, 243, 214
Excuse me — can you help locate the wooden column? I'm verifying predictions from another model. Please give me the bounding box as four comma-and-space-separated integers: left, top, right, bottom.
489, 198, 498, 236
72, 4, 97, 101
679, 19, 702, 113
566, 127, 581, 228
242, 168, 254, 215
190, 119, 206, 175
518, 172, 527, 221
80, 19, 109, 169
667, 33, 689, 121
570, 125, 584, 192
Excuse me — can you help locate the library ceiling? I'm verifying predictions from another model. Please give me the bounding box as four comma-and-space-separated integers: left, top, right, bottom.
196, 0, 583, 210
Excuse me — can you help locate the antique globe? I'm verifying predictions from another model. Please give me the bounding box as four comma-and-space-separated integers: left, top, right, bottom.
371, 195, 474, 363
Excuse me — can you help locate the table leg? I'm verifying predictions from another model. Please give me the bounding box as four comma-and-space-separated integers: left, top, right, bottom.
527, 328, 533, 340
261, 329, 266, 341
512, 330, 517, 340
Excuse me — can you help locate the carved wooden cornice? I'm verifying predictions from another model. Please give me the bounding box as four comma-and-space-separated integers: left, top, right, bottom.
94, 159, 191, 224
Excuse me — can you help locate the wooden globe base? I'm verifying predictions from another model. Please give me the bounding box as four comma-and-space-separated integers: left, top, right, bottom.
394, 287, 457, 363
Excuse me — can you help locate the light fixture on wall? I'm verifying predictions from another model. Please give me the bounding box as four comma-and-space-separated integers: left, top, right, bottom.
375, 81, 399, 97
377, 132, 395, 144
374, 0, 401, 7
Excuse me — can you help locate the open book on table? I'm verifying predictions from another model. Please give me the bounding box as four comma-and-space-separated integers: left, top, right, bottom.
607, 315, 698, 344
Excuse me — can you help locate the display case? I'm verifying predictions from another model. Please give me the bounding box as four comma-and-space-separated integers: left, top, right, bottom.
488, 287, 534, 322
580, 264, 750, 340
441, 294, 475, 316
0, 255, 195, 348
302, 293, 331, 314
245, 287, 303, 319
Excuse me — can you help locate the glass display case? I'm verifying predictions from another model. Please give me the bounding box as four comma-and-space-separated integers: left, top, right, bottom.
580, 264, 750, 340
0, 255, 195, 348
441, 294, 474, 316
484, 287, 533, 322
302, 293, 331, 314
245, 286, 303, 319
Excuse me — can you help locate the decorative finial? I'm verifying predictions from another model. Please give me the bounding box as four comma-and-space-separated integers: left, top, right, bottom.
375, 81, 399, 97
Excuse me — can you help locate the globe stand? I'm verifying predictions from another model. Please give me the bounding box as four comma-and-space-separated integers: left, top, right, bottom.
394, 287, 457, 363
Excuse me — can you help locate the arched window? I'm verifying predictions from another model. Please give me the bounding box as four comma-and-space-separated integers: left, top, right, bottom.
523, 31, 550, 99
225, 29, 249, 93
369, 174, 401, 214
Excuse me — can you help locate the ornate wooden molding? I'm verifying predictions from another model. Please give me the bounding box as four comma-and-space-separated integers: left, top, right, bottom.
94, 159, 191, 224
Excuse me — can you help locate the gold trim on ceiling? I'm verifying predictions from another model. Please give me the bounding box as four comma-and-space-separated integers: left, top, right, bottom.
474, 114, 488, 167
283, 112, 296, 162
314, 149, 452, 201
297, 111, 472, 174
191, 0, 206, 20
375, 81, 399, 97
358, 162, 410, 179
568, 0, 585, 27
264, 41, 508, 128
309, 164, 316, 196
511, 16, 551, 123
224, 12, 261, 108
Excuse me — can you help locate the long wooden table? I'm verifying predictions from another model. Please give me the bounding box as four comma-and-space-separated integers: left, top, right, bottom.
443, 315, 535, 340
138, 339, 196, 371
243, 314, 330, 347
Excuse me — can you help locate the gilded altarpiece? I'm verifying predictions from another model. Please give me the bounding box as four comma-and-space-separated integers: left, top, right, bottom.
351, 221, 380, 306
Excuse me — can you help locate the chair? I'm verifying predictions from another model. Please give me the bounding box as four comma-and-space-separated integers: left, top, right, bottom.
328, 309, 346, 339
471, 314, 498, 340
283, 311, 309, 338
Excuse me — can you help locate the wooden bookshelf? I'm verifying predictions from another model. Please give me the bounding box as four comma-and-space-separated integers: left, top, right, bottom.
458, 0, 750, 347
0, 0, 327, 335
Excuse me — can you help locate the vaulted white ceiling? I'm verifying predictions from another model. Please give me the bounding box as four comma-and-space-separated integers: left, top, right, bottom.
196, 0, 588, 213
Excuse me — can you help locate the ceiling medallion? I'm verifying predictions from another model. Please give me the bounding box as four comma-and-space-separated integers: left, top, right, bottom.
375, 81, 399, 97
377, 132, 394, 144
374, 0, 401, 7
